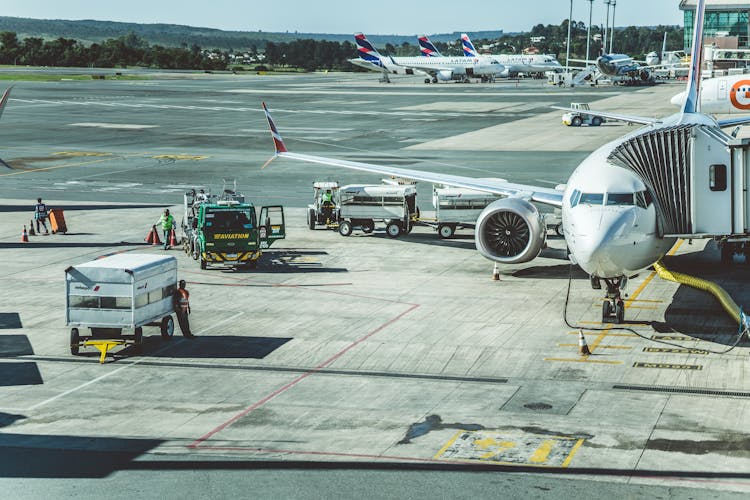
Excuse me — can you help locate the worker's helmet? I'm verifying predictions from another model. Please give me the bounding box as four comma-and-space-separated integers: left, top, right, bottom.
164, 209, 170, 214
326, 190, 331, 194
179, 279, 186, 288
37, 197, 42, 203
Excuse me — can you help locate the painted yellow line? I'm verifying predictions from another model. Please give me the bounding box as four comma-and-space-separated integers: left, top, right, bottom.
544, 357, 623, 365
577, 321, 650, 327
558, 343, 631, 349
0, 154, 143, 177
53, 151, 112, 157
560, 439, 586, 468
567, 331, 638, 337
433, 430, 462, 460
529, 440, 554, 463
626, 305, 659, 310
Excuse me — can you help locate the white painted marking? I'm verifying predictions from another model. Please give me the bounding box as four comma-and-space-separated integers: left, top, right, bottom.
70, 122, 158, 130
24, 312, 244, 411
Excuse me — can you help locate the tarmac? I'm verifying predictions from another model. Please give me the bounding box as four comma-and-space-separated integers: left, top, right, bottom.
1, 71, 750, 498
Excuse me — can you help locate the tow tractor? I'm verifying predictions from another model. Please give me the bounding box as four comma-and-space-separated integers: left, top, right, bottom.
307, 181, 341, 229
562, 102, 605, 127
181, 180, 285, 269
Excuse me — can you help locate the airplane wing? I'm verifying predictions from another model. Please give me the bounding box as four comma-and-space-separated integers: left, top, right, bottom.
551, 106, 659, 126
262, 103, 563, 208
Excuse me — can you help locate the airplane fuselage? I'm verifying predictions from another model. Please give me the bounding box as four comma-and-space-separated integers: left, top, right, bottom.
672, 74, 750, 114
489, 54, 562, 74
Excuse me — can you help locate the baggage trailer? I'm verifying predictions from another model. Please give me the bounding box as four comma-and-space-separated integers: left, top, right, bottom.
431, 186, 502, 238
337, 183, 418, 237
65, 254, 178, 361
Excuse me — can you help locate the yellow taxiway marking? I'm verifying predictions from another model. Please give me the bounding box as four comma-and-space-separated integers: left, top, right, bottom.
558, 343, 631, 349
152, 154, 208, 161
529, 440, 555, 463
560, 438, 585, 468
567, 331, 638, 338
53, 151, 112, 157
577, 321, 650, 327
0, 156, 124, 177
625, 305, 659, 310
544, 357, 623, 364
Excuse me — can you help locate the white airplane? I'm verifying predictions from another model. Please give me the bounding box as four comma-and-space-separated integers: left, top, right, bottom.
265, 0, 741, 324
349, 33, 505, 83
671, 74, 750, 121
460, 33, 563, 75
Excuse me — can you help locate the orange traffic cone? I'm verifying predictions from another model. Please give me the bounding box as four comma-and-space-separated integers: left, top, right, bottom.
152, 226, 162, 245
578, 330, 591, 356
169, 228, 177, 248
21, 225, 29, 243
28, 220, 36, 236
144, 226, 154, 244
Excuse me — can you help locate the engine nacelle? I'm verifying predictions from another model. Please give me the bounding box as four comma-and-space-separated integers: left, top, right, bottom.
437, 69, 454, 81
474, 198, 546, 264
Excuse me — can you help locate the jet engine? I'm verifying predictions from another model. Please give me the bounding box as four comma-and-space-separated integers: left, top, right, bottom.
437, 69, 454, 81
474, 198, 546, 264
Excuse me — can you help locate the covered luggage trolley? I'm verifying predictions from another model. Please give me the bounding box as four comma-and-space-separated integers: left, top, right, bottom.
65, 254, 178, 362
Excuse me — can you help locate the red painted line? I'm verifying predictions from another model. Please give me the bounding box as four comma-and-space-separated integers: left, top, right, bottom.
188, 303, 419, 449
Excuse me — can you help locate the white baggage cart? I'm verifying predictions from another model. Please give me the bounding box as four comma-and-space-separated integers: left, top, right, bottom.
337, 183, 418, 237
65, 254, 178, 360
432, 186, 502, 238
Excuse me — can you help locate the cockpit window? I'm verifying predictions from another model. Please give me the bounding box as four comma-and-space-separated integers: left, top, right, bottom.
569, 189, 581, 207
606, 193, 634, 206
579, 193, 604, 205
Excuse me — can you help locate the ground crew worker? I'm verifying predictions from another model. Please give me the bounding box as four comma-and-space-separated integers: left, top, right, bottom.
321, 189, 334, 222
157, 209, 175, 250
172, 279, 194, 338
34, 197, 49, 235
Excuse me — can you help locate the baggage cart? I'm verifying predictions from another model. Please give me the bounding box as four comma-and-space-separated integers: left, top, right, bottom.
337, 183, 418, 237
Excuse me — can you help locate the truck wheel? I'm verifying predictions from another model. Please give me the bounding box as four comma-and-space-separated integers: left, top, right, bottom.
160, 316, 174, 339
592, 116, 602, 126
307, 208, 316, 230
362, 220, 375, 234
339, 221, 353, 236
386, 222, 401, 238
70, 328, 80, 356
572, 116, 583, 127
438, 224, 454, 239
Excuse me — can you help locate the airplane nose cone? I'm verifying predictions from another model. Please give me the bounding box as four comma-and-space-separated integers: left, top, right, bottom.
671, 91, 686, 107
571, 209, 636, 277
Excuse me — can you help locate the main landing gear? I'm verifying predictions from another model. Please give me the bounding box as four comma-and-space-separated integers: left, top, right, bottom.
591, 275, 627, 324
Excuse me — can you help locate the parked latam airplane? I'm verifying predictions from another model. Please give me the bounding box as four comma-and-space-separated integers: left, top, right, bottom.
460, 33, 562, 75
349, 33, 505, 82
672, 74, 750, 119
266, 0, 740, 324
0, 86, 12, 120
417, 35, 442, 57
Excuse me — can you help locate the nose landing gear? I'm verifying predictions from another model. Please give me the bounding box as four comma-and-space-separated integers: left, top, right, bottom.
595, 276, 627, 324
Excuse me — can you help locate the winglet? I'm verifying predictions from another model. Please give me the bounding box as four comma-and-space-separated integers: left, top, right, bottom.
0, 86, 13, 120
682, 0, 706, 115
262, 102, 287, 154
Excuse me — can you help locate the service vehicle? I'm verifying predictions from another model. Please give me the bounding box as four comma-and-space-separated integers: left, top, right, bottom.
561, 102, 605, 127
337, 183, 418, 237
431, 186, 502, 238
181, 181, 285, 269
307, 181, 341, 229
65, 254, 178, 355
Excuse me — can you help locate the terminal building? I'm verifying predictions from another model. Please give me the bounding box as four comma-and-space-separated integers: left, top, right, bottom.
680, 0, 750, 49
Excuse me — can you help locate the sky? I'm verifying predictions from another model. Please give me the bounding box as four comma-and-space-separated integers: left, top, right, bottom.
1, 0, 685, 34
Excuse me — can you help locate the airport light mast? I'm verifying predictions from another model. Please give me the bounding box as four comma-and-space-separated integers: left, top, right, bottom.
586, 0, 594, 62
603, 0, 612, 54
609, 0, 617, 53
566, 0, 573, 71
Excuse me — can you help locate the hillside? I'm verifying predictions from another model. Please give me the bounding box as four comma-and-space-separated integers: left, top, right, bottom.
0, 17, 504, 50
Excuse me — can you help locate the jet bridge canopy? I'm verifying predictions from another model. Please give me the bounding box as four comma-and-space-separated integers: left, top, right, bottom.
609, 123, 750, 239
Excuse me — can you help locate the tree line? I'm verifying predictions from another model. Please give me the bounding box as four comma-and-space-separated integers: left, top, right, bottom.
0, 32, 228, 70
0, 21, 683, 72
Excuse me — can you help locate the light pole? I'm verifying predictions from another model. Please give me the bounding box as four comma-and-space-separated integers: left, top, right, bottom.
586, 0, 594, 62
566, 0, 573, 71
609, 0, 617, 53
604, 0, 612, 55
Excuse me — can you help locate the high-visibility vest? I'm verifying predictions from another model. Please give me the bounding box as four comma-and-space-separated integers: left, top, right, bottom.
159, 214, 174, 230
175, 289, 190, 312
35, 203, 48, 219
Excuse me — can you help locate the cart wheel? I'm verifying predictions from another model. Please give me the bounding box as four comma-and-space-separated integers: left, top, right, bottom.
70, 328, 80, 356
362, 221, 375, 234
307, 208, 316, 230
339, 220, 353, 237
161, 316, 174, 339
386, 222, 401, 238
572, 116, 583, 127
438, 224, 454, 239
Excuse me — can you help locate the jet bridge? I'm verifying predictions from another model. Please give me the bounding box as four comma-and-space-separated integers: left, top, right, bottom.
609, 124, 750, 240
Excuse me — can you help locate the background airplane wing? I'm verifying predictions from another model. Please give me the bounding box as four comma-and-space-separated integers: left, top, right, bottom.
551, 105, 659, 125
263, 103, 564, 208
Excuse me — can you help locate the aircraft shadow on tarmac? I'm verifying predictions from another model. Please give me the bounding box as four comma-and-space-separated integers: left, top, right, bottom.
0, 204, 169, 213
114, 335, 293, 359
651, 241, 750, 346
0, 432, 162, 478
241, 249, 348, 274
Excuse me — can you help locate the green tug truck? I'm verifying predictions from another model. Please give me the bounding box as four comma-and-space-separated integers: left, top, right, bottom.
181, 181, 285, 269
